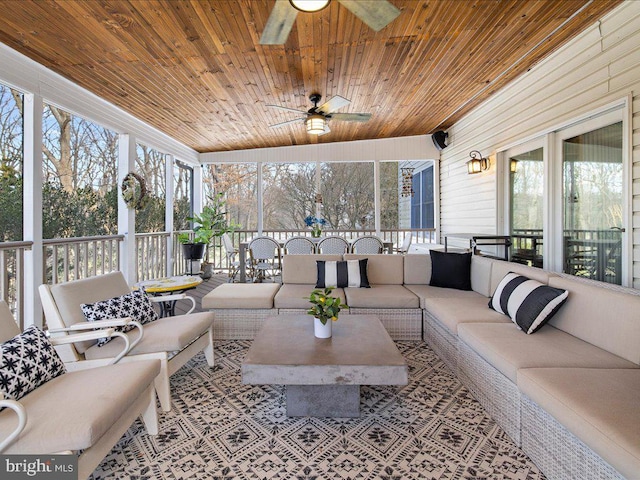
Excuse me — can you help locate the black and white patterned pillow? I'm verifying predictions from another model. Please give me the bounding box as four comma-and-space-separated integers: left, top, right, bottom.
81, 289, 158, 347
0, 325, 66, 401
316, 259, 370, 288
489, 272, 568, 334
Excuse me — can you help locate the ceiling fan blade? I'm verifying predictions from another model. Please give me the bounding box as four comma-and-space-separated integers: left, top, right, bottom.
338, 0, 401, 32
260, 0, 298, 45
330, 113, 372, 122
318, 124, 331, 136
269, 117, 305, 128
317, 95, 350, 114
266, 104, 307, 114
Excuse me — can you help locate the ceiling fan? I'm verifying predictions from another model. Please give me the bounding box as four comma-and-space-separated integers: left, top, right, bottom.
267, 93, 372, 135
260, 0, 401, 45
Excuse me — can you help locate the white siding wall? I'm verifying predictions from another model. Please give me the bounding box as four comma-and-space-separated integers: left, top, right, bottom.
440, 0, 640, 287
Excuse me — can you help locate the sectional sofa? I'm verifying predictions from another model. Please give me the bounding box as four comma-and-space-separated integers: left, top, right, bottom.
202, 253, 640, 480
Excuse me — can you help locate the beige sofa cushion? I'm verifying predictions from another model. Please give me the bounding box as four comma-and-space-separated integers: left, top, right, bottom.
489, 259, 552, 295
281, 254, 343, 284
405, 284, 484, 309
202, 283, 280, 309
85, 311, 214, 360
423, 297, 510, 334
275, 284, 346, 309
0, 360, 159, 453
403, 254, 431, 284
470, 256, 494, 297
345, 285, 419, 309
402, 254, 493, 297
518, 368, 640, 479
344, 254, 404, 285
458, 323, 638, 383
548, 276, 640, 365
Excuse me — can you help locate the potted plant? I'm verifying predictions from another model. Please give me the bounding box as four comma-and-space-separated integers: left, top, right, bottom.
306, 286, 342, 338
178, 193, 238, 278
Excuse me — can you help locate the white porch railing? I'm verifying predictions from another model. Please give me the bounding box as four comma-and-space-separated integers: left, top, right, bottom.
136, 232, 170, 282
43, 235, 123, 285
0, 240, 33, 329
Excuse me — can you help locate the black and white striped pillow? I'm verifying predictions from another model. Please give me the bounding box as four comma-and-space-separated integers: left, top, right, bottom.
316, 259, 370, 288
489, 272, 568, 334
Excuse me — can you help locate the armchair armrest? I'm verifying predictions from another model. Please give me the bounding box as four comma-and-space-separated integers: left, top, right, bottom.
49, 320, 144, 361
0, 400, 27, 452
48, 329, 132, 364
148, 294, 196, 315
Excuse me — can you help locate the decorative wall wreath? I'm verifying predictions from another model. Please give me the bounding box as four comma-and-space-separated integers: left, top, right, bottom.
121, 172, 149, 210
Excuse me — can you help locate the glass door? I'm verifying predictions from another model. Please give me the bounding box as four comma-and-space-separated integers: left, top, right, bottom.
556, 110, 626, 285
504, 141, 545, 268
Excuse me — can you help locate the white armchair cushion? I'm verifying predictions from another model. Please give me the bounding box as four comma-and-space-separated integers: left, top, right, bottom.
81, 290, 158, 346
0, 326, 66, 401
84, 312, 214, 360
0, 360, 160, 453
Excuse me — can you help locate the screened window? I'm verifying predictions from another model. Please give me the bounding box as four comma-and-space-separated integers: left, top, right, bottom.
407, 163, 434, 229
42, 103, 118, 238
174, 161, 193, 231
263, 163, 316, 230
0, 83, 23, 241
135, 144, 166, 233
320, 162, 374, 230
203, 163, 258, 230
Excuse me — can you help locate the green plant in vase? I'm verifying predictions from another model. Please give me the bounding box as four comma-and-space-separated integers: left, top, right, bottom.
307, 287, 342, 324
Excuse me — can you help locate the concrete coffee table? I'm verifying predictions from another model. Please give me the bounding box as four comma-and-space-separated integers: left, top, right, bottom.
241, 314, 408, 417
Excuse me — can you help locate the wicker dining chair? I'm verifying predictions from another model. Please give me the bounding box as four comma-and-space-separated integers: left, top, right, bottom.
248, 236, 282, 282
317, 236, 350, 254
284, 236, 316, 254
351, 235, 384, 254
221, 233, 240, 282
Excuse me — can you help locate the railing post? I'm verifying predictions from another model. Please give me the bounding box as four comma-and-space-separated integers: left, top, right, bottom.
165, 155, 174, 276
23, 93, 44, 328
118, 134, 137, 285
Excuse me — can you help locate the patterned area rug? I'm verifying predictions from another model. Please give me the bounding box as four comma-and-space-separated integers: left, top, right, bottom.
91, 341, 545, 479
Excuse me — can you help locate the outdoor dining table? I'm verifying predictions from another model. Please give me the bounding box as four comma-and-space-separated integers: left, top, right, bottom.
238, 237, 394, 283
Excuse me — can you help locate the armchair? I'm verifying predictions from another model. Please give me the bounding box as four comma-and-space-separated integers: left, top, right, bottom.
39, 271, 215, 412
0, 301, 160, 480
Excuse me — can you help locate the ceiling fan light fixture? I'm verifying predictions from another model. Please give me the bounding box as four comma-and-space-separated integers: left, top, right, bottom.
289, 0, 330, 13
306, 114, 326, 134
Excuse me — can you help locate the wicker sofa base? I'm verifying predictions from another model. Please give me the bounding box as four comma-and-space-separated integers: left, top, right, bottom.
423, 312, 458, 374
347, 308, 422, 341
210, 308, 274, 339
458, 340, 521, 446
521, 395, 623, 480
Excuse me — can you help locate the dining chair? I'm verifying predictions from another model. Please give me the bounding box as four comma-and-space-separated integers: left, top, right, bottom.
395, 232, 413, 254
351, 235, 384, 254
248, 236, 282, 282
221, 233, 240, 282
284, 236, 316, 254
317, 236, 350, 254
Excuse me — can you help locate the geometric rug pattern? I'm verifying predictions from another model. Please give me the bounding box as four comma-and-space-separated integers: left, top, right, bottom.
90, 341, 545, 479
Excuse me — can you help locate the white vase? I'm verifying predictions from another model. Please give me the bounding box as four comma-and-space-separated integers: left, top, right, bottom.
314, 317, 332, 338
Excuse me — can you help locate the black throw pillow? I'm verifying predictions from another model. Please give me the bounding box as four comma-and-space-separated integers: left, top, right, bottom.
429, 250, 472, 290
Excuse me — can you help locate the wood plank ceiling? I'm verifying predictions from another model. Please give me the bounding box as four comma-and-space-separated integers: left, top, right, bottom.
0, 0, 621, 153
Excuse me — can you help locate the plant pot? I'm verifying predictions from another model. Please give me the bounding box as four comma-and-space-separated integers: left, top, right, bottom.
314, 317, 332, 338
182, 242, 206, 260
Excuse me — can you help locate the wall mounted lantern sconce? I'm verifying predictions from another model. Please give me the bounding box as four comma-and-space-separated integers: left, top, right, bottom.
466, 150, 490, 174
510, 159, 518, 173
